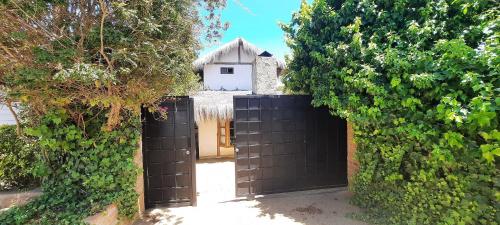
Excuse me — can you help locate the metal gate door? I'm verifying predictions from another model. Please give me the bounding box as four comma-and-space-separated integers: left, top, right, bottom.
142, 97, 196, 208
234, 95, 347, 196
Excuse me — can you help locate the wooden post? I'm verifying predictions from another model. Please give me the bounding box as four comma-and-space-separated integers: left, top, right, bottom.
216, 120, 221, 157
225, 120, 230, 148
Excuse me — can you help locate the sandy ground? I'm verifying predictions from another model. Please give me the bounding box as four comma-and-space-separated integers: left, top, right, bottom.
195, 158, 236, 205
134, 159, 370, 225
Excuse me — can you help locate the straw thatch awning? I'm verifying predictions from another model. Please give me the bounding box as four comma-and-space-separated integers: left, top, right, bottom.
193, 37, 285, 73
191, 91, 251, 123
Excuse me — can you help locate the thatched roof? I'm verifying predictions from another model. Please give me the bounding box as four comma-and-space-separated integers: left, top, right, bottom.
193, 37, 285, 72
191, 91, 251, 123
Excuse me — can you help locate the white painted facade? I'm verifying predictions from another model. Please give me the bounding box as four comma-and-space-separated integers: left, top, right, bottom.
0, 104, 16, 125
198, 119, 234, 158
198, 119, 218, 157
203, 64, 252, 91
202, 47, 255, 91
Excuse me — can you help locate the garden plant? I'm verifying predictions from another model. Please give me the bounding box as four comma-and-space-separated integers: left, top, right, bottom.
0, 0, 227, 224
0, 125, 40, 191
283, 0, 499, 224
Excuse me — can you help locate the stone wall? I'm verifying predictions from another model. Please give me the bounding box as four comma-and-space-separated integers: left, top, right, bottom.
84, 204, 134, 225
84, 141, 144, 225
252, 56, 278, 95
347, 122, 359, 185
0, 188, 42, 210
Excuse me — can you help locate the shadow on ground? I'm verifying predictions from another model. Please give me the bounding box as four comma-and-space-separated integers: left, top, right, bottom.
133, 208, 183, 225
134, 188, 370, 225
233, 188, 370, 225
134, 160, 370, 225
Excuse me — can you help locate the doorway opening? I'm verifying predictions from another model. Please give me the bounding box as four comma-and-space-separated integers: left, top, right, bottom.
195, 119, 236, 205
141, 95, 349, 209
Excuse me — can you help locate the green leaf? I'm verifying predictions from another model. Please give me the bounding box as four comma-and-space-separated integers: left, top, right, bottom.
391, 77, 401, 87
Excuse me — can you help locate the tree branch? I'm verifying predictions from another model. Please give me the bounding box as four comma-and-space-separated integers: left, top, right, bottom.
6, 99, 22, 135
98, 0, 113, 71
0, 43, 17, 60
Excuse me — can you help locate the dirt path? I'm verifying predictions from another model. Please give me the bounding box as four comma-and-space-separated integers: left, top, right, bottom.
134, 160, 370, 225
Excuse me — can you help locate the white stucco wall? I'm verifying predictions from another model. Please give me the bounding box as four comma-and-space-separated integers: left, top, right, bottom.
203, 64, 253, 91
203, 47, 256, 91
198, 119, 235, 158
198, 119, 218, 158
0, 104, 16, 125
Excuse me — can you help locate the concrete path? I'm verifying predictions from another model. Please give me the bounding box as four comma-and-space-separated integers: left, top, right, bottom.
134, 159, 370, 225
195, 158, 236, 205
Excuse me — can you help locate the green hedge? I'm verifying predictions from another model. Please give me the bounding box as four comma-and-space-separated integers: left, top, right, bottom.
283, 0, 499, 224
0, 110, 140, 224
0, 125, 40, 191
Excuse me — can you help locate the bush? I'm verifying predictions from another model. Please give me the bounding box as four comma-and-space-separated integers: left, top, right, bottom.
283, 0, 499, 224
0, 125, 40, 191
0, 110, 140, 224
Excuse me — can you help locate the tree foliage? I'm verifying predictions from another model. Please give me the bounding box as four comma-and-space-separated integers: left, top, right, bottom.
283, 0, 499, 224
0, 0, 226, 130
0, 0, 227, 224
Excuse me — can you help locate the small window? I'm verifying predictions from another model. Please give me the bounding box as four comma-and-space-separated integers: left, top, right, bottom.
220, 67, 234, 74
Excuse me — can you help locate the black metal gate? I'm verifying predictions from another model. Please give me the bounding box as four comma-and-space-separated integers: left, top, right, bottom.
234, 95, 347, 196
142, 97, 196, 208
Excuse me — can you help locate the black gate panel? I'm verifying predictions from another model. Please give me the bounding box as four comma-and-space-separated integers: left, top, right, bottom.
234, 95, 347, 196
142, 97, 196, 208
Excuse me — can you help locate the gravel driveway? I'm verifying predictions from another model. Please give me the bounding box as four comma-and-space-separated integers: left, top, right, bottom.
134, 159, 370, 225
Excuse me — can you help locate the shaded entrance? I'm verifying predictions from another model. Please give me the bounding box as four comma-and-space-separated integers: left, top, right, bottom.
141, 95, 348, 208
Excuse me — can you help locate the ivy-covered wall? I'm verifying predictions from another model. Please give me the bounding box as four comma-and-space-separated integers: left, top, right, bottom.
0, 125, 40, 191
282, 0, 499, 224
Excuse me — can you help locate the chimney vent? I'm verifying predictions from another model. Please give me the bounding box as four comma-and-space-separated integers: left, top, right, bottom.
258, 51, 273, 57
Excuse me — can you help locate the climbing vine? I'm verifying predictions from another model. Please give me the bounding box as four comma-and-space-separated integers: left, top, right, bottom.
283, 0, 499, 224
0, 110, 140, 224
0, 125, 40, 191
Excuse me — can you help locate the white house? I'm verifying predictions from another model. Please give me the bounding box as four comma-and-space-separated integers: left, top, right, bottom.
192, 38, 284, 159
193, 38, 284, 91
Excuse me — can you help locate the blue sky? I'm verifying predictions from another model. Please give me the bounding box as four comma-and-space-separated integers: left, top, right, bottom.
198, 0, 309, 61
